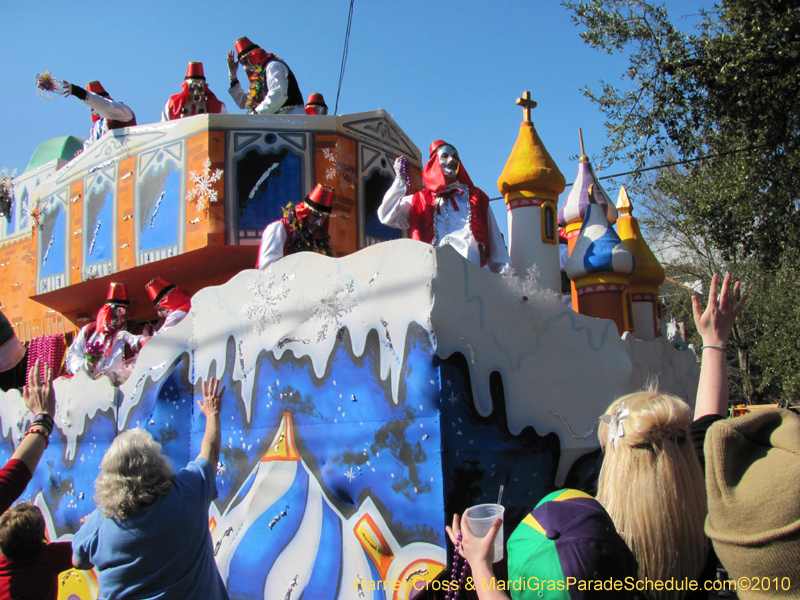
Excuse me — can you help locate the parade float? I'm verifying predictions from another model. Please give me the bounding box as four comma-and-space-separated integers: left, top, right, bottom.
0, 97, 699, 599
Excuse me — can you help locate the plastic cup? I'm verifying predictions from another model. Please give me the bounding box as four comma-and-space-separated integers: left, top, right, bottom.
463, 503, 505, 562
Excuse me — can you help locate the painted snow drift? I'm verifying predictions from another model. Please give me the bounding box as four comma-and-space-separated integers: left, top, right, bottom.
0, 239, 700, 599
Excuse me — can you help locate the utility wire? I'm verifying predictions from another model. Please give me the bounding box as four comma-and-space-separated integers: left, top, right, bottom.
488, 143, 766, 201
334, 0, 355, 115
567, 144, 768, 187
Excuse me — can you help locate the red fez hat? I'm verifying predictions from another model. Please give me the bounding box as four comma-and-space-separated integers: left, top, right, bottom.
185, 62, 205, 80
304, 184, 334, 214
86, 81, 109, 98
145, 277, 177, 307
234, 36, 260, 62
305, 93, 327, 108
429, 140, 453, 157
105, 282, 130, 306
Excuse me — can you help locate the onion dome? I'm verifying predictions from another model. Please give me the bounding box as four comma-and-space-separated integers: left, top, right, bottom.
558, 130, 617, 228
566, 189, 634, 281
616, 186, 665, 292
497, 123, 565, 203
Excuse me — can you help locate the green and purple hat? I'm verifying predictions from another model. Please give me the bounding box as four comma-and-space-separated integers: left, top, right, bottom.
507, 489, 638, 600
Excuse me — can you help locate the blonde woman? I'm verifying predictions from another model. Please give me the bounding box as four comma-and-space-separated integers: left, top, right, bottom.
598, 274, 746, 600
71, 377, 229, 600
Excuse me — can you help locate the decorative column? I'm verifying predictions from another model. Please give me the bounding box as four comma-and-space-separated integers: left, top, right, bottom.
616, 186, 665, 340
497, 91, 566, 293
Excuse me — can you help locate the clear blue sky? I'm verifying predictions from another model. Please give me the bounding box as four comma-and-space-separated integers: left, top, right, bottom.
0, 1, 708, 237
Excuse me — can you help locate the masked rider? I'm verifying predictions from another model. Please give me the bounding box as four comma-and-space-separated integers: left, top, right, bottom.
65, 283, 146, 384
379, 140, 512, 273
60, 80, 136, 149
257, 184, 334, 270
226, 36, 304, 115
161, 62, 227, 121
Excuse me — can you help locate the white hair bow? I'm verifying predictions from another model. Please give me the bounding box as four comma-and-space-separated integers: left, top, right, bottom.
600, 402, 630, 448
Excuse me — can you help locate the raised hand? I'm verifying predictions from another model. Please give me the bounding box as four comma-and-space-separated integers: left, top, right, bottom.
692, 273, 748, 347
227, 50, 239, 79
22, 359, 55, 417
198, 377, 225, 418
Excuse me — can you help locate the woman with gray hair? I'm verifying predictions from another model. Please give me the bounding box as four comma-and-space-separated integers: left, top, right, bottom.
71, 377, 229, 600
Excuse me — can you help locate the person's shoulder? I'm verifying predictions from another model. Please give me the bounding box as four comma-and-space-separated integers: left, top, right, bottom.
180, 457, 215, 482
175, 458, 216, 502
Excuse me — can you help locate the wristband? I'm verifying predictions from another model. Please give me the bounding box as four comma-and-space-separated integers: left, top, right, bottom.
24, 428, 49, 449
701, 345, 727, 352
70, 83, 88, 101
33, 413, 54, 434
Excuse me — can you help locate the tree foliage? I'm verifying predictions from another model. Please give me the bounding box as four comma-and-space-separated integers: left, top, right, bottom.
563, 0, 800, 402
563, 0, 800, 264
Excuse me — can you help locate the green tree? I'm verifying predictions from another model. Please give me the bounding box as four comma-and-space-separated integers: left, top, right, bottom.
563, 0, 800, 403
563, 0, 800, 264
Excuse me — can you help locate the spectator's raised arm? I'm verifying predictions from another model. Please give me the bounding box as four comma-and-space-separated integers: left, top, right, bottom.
197, 377, 224, 466
692, 273, 748, 419
13, 360, 55, 472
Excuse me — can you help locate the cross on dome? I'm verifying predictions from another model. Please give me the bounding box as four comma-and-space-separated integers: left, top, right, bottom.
516, 91, 537, 123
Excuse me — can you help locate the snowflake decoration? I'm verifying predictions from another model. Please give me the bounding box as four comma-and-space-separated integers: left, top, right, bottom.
300, 272, 358, 343
241, 267, 293, 335
502, 264, 559, 304
322, 141, 356, 190
186, 157, 223, 216
344, 466, 356, 482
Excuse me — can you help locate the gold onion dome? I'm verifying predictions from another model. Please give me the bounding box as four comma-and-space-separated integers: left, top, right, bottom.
497, 111, 565, 202
615, 186, 665, 291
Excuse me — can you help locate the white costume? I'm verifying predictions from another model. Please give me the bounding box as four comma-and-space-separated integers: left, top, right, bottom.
156, 310, 188, 334
229, 61, 305, 115
257, 221, 288, 270
65, 324, 145, 385
81, 92, 135, 148
378, 178, 512, 274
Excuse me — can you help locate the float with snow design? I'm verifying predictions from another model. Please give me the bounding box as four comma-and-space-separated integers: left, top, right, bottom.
0, 101, 698, 599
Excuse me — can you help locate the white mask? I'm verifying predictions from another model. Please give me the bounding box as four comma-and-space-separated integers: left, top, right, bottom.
437, 145, 459, 180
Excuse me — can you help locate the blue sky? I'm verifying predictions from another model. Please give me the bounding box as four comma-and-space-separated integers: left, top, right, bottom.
0, 1, 708, 236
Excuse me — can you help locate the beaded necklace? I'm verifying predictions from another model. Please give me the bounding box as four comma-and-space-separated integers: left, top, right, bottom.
445, 531, 468, 600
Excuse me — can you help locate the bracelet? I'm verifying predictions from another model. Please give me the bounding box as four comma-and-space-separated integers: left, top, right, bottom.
701, 345, 727, 352
24, 428, 49, 449
32, 413, 54, 435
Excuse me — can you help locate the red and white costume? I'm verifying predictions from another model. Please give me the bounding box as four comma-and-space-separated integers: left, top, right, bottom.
145, 277, 193, 334
65, 283, 145, 384
257, 185, 334, 270
161, 62, 227, 121
379, 141, 511, 273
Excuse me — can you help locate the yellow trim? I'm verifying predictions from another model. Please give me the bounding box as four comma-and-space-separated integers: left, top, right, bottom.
552, 489, 592, 502
565, 222, 582, 236
573, 274, 629, 288
624, 291, 635, 332
521, 513, 547, 536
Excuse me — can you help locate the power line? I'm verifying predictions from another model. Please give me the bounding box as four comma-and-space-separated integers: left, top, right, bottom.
334, 0, 355, 115
567, 144, 768, 187
488, 143, 766, 201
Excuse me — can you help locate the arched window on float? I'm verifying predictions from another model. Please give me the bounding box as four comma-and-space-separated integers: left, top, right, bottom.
233, 132, 307, 244
624, 291, 635, 332
541, 201, 557, 244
